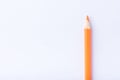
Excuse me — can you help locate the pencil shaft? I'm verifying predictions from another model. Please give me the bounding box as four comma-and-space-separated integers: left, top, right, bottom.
84, 28, 92, 80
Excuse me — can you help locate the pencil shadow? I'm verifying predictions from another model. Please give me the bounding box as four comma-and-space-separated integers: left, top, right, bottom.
89, 16, 95, 80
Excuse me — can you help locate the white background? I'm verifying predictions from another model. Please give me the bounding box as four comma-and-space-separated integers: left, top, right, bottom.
0, 0, 120, 80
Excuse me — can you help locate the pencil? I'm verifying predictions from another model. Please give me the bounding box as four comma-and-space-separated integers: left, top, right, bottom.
84, 16, 92, 80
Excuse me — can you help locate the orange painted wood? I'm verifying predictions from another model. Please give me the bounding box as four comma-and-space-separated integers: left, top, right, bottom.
84, 28, 92, 80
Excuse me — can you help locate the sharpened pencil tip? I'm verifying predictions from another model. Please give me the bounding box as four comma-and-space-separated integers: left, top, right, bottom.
86, 15, 89, 22
84, 15, 90, 28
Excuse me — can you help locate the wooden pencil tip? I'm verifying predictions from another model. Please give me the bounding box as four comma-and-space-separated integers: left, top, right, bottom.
84, 15, 90, 28
86, 15, 89, 22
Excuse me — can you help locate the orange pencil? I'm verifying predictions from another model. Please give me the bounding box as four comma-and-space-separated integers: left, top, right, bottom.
84, 16, 92, 80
